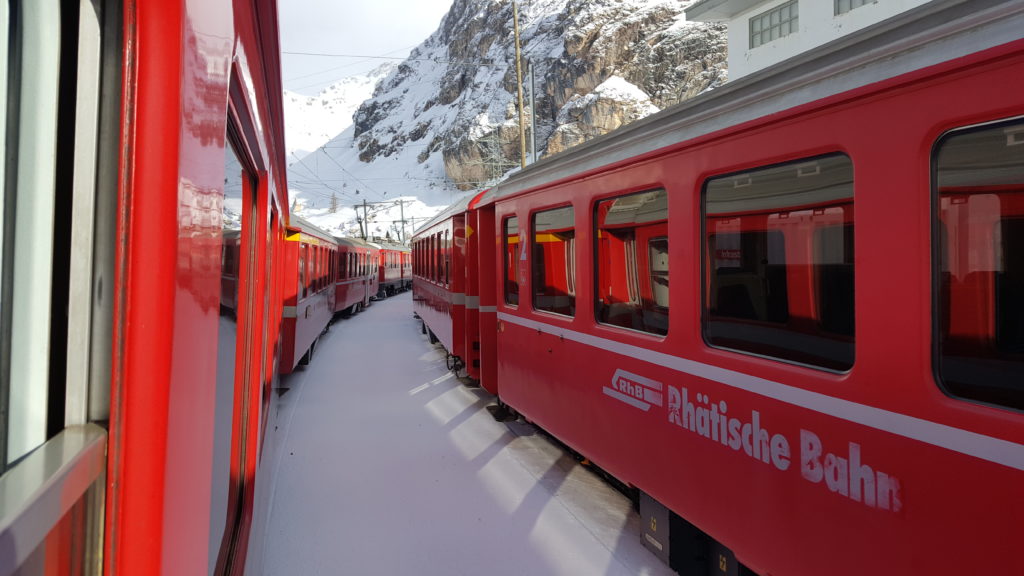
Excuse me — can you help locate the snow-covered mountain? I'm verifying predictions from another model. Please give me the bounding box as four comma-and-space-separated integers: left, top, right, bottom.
283, 63, 396, 160
285, 0, 726, 238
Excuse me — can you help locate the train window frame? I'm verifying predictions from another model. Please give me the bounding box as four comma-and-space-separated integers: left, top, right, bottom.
701, 153, 855, 372
503, 215, 520, 307
0, 1, 120, 569
531, 204, 576, 318
932, 116, 1024, 412
2, 0, 60, 466
213, 123, 257, 574
593, 188, 669, 337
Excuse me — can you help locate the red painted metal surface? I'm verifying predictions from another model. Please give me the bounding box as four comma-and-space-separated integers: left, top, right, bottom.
106, 0, 289, 573
486, 44, 1024, 576
413, 216, 465, 358
376, 244, 410, 296
280, 227, 337, 374
334, 238, 379, 314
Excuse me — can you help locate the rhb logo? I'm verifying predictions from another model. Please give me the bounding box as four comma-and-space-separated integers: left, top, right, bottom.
604, 369, 664, 412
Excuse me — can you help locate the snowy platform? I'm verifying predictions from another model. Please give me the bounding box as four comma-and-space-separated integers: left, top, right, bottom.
247, 292, 675, 576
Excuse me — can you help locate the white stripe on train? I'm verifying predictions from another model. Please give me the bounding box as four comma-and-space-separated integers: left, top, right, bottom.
497, 311, 1024, 472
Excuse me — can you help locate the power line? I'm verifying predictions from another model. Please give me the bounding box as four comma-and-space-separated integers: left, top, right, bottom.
283, 51, 501, 69
282, 44, 420, 83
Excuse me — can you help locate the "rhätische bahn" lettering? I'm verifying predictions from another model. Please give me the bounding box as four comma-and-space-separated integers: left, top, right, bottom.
666, 385, 903, 512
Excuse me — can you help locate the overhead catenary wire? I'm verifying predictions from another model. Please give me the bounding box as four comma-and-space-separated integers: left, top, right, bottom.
284, 9, 561, 204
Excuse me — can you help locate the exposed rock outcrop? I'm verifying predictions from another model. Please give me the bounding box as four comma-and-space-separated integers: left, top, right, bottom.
348, 0, 727, 191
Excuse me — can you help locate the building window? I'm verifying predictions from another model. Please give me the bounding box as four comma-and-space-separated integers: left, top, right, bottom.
532, 206, 575, 316
750, 0, 799, 49
703, 154, 854, 371
935, 118, 1024, 410
835, 0, 874, 15
594, 189, 668, 335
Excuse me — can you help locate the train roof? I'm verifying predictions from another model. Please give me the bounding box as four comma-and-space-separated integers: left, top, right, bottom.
375, 241, 411, 252
480, 0, 1024, 205
334, 236, 379, 250
410, 191, 479, 238
287, 215, 336, 242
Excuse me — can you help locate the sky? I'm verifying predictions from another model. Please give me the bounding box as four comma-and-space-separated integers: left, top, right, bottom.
278, 0, 455, 95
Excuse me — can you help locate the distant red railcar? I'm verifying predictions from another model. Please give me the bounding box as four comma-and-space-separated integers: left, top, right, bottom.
400, 248, 414, 292
414, 4, 1024, 575
412, 191, 489, 382
375, 241, 411, 298
334, 237, 379, 315
280, 217, 338, 373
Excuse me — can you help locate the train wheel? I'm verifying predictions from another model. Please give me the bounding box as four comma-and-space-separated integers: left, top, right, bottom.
427, 328, 438, 344
421, 320, 427, 334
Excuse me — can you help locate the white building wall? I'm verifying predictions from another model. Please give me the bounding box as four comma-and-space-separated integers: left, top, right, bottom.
727, 0, 933, 79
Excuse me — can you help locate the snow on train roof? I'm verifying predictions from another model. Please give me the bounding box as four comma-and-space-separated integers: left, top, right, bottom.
480, 0, 1023, 205
410, 190, 478, 237
333, 236, 378, 250
289, 214, 335, 241
374, 241, 411, 252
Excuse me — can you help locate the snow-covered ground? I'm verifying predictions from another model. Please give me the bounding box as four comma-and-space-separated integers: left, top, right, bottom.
246, 293, 674, 575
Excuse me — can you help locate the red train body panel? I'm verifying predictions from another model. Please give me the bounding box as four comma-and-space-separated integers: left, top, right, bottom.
0, 0, 299, 574
280, 218, 338, 374
106, 0, 291, 573
334, 237, 379, 315
413, 5, 1024, 575
376, 242, 411, 297
401, 248, 413, 291
413, 191, 494, 375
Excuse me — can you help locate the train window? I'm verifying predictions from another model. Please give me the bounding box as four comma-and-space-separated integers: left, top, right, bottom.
433, 233, 439, 283
935, 118, 1024, 410
703, 154, 855, 371
594, 189, 668, 335
504, 216, 520, 305
310, 245, 316, 291
444, 230, 450, 287
533, 206, 575, 316
299, 244, 307, 298
0, 0, 119, 569
1, 0, 64, 468
816, 223, 854, 336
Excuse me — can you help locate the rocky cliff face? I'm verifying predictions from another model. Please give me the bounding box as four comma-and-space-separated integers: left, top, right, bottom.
350, 0, 726, 191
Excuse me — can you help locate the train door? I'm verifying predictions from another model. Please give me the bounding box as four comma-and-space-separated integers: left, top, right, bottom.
476, 204, 499, 394
212, 121, 264, 574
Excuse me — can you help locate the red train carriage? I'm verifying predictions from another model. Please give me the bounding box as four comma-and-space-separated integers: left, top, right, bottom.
413, 199, 465, 366
375, 241, 411, 298
334, 237, 378, 316
400, 247, 413, 291
411, 188, 499, 381
280, 217, 338, 373
423, 2, 1024, 575
0, 0, 291, 574
412, 191, 491, 381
